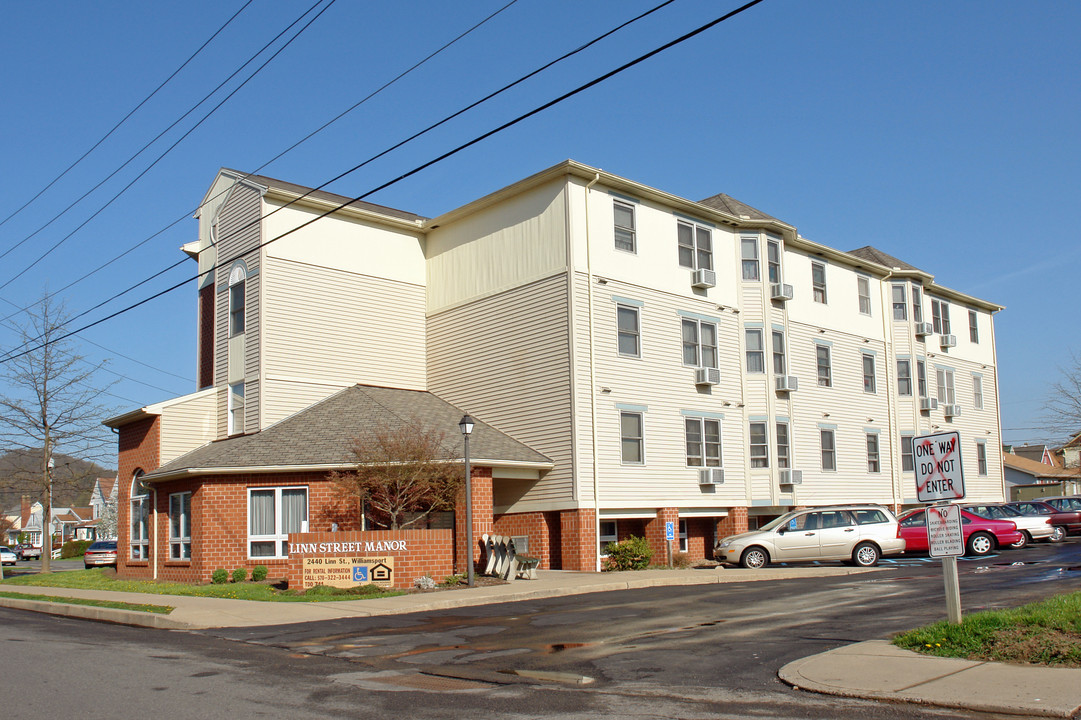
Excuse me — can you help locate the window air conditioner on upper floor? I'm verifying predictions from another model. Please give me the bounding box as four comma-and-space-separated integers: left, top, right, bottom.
770, 283, 794, 301
915, 322, 934, 337
699, 468, 724, 485
943, 404, 961, 418
775, 375, 798, 392
919, 397, 938, 411
695, 367, 721, 386
691, 268, 717, 289
940, 334, 957, 348
779, 469, 803, 485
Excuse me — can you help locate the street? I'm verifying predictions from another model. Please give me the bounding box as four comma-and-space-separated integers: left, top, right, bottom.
4, 541, 1081, 719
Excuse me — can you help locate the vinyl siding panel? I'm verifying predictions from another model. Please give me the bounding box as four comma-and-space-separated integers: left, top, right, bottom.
427, 274, 572, 513
261, 377, 352, 429
159, 392, 217, 465
261, 255, 427, 393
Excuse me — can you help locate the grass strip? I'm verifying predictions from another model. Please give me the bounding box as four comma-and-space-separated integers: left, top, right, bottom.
0, 568, 404, 602
893, 591, 1081, 667
0, 590, 173, 614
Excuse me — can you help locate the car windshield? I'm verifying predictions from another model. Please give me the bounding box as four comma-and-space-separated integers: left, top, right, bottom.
89, 541, 116, 551
758, 513, 799, 532
997, 505, 1022, 516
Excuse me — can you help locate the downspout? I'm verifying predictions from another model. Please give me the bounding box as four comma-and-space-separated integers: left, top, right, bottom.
584, 173, 601, 571
878, 271, 900, 511
990, 310, 1006, 500
152, 488, 159, 580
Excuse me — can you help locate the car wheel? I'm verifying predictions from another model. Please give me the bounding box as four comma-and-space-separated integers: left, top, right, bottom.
1009, 531, 1029, 549
852, 542, 880, 567
967, 532, 994, 556
1049, 526, 1067, 543
740, 547, 769, 569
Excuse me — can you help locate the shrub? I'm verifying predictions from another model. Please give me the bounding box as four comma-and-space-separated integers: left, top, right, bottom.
60, 540, 92, 558
671, 551, 691, 568
414, 575, 437, 590
251, 565, 268, 582
232, 567, 248, 583
438, 574, 465, 587
211, 568, 229, 584
602, 535, 653, 571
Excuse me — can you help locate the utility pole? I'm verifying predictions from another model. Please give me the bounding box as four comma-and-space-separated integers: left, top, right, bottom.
41, 446, 52, 573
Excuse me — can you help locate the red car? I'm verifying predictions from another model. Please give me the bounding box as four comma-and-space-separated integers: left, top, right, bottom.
1006, 500, 1081, 541
897, 507, 1022, 556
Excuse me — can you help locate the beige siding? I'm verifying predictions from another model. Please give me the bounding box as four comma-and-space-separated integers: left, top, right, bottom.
427, 274, 573, 513
426, 178, 568, 314
159, 391, 217, 465
261, 256, 427, 394
261, 377, 352, 428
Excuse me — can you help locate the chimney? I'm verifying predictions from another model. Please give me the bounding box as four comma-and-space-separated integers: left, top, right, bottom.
21, 495, 30, 526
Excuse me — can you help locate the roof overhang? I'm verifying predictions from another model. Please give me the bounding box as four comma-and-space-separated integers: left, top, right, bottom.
143, 458, 555, 483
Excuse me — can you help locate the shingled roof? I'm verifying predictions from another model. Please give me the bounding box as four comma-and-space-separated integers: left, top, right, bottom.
697, 193, 780, 222
144, 385, 551, 481
847, 246, 925, 273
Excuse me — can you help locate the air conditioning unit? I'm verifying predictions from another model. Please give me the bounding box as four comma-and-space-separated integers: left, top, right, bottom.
694, 367, 720, 386
770, 283, 794, 301
919, 397, 938, 411
943, 404, 961, 418
914, 322, 934, 337
775, 375, 798, 392
940, 334, 957, 348
779, 469, 803, 485
691, 268, 716, 289
698, 468, 724, 485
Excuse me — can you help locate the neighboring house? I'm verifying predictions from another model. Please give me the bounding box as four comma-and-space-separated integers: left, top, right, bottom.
1004, 452, 1081, 500
1011, 444, 1058, 467
89, 477, 118, 519
1057, 432, 1081, 469
106, 161, 1006, 579
9, 500, 91, 547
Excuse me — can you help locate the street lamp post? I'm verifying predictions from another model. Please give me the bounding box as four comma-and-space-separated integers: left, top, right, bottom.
458, 414, 475, 587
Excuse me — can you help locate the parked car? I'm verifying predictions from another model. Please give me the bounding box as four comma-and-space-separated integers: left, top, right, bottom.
16, 544, 41, 561
714, 505, 905, 569
0, 546, 16, 566
1037, 496, 1081, 515
1006, 500, 1081, 541
83, 540, 118, 569
897, 507, 1022, 556
962, 503, 1053, 547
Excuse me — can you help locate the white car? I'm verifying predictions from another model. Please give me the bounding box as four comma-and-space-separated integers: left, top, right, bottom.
0, 546, 16, 566
962, 503, 1053, 548
714, 505, 906, 569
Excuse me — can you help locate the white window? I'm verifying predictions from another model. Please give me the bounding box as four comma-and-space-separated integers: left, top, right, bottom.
936, 367, 956, 405
685, 417, 722, 467
866, 433, 881, 473
917, 358, 928, 398
617, 305, 640, 357
820, 429, 836, 471
772, 330, 786, 375
973, 374, 984, 409
776, 421, 791, 469
741, 236, 760, 280
897, 359, 912, 396
749, 422, 769, 468
892, 284, 907, 321
620, 412, 644, 464
912, 286, 923, 324
976, 441, 988, 476
931, 298, 951, 334
599, 520, 618, 557
677, 220, 713, 271
767, 238, 782, 284
228, 382, 245, 435
130, 471, 150, 560
248, 487, 308, 559
169, 492, 191, 560
901, 434, 914, 473
862, 353, 876, 393
228, 262, 246, 337
745, 329, 764, 373
679, 519, 688, 553
811, 262, 827, 303
614, 200, 636, 252
816, 344, 832, 387
682, 318, 718, 368
969, 310, 979, 344
857, 276, 872, 315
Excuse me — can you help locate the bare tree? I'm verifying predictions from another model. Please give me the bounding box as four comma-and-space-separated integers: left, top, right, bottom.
0, 294, 116, 571
1041, 351, 1081, 447
330, 420, 463, 531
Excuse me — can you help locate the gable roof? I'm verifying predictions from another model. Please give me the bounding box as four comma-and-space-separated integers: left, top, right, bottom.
143, 385, 552, 482
1003, 452, 1081, 479
1012, 444, 1052, 465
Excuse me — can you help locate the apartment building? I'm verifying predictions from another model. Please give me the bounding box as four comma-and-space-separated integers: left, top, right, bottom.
107, 160, 1004, 580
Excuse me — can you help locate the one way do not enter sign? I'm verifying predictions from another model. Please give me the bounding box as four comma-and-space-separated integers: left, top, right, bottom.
914, 431, 965, 502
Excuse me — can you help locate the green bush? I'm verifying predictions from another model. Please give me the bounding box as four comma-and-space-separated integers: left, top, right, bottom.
300, 583, 385, 597
438, 574, 465, 587
602, 535, 653, 571
232, 567, 248, 583
211, 568, 229, 584
251, 565, 268, 582
60, 540, 92, 558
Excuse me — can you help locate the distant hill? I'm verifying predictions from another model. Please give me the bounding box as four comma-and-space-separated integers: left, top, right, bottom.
0, 449, 115, 511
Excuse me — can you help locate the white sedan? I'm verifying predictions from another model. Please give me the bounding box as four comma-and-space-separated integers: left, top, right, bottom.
0, 546, 16, 566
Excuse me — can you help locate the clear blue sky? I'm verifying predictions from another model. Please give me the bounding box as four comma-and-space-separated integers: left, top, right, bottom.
0, 0, 1077, 451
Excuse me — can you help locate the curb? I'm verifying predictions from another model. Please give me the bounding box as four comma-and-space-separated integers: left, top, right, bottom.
0, 596, 191, 630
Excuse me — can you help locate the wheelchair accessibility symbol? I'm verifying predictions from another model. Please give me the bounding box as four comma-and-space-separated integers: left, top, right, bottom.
352, 566, 369, 582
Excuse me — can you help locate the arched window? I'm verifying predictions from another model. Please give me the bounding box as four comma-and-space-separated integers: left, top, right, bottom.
228, 262, 246, 337
130, 470, 150, 560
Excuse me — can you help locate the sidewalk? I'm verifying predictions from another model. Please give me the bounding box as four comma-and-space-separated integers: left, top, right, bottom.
3, 566, 1081, 718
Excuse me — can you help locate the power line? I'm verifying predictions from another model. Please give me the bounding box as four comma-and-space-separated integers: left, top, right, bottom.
2, 0, 675, 338
0, 0, 335, 289
0, 0, 254, 234
1, 0, 766, 364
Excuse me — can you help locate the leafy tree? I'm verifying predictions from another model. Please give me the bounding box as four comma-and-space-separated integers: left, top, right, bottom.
0, 294, 116, 571
97, 495, 119, 539
330, 420, 463, 530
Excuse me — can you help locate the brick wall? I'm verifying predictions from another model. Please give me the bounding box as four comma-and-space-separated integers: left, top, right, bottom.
197, 284, 214, 389
716, 506, 749, 539
492, 511, 561, 568
116, 416, 160, 578
644, 507, 679, 560
454, 467, 492, 576
559, 508, 597, 571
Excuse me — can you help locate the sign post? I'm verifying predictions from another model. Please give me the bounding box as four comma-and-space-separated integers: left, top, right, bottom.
913, 431, 965, 624
665, 521, 675, 568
